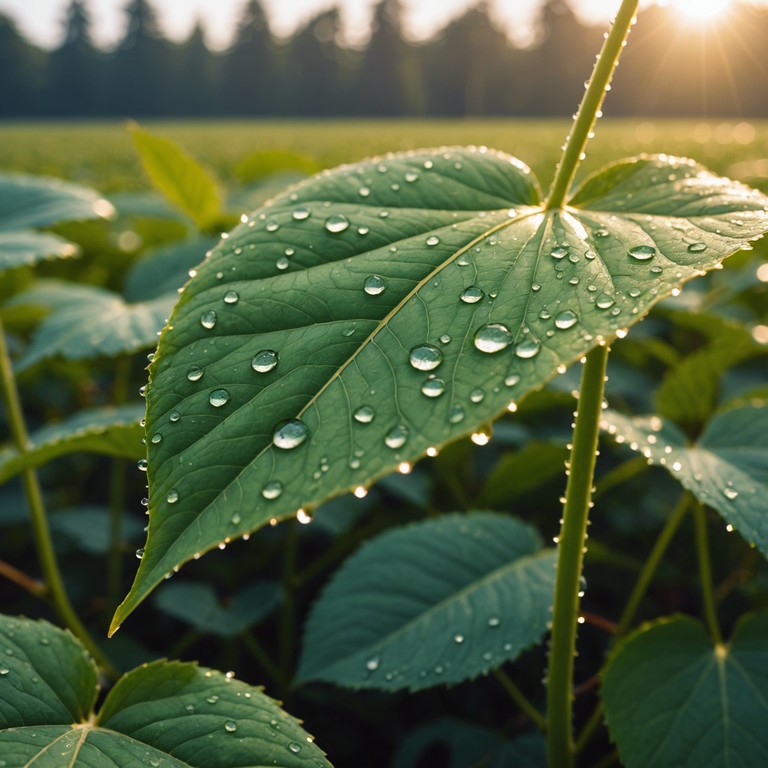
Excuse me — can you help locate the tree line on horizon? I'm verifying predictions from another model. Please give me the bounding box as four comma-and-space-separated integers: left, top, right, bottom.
2, 0, 768, 119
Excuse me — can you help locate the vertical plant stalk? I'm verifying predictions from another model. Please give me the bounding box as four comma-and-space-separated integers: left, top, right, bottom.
547, 344, 609, 768
546, 0, 639, 210
693, 503, 723, 645
0, 317, 117, 677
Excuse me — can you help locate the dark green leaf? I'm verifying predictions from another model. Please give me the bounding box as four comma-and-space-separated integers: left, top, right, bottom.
0, 615, 331, 767
601, 403, 768, 557
10, 280, 174, 369
0, 172, 114, 232
0, 404, 145, 484
602, 614, 768, 768
130, 125, 222, 230
154, 580, 281, 636
115, 148, 768, 628
297, 512, 556, 690
0, 230, 80, 271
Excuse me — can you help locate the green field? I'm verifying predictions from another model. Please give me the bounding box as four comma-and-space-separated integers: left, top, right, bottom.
2, 119, 768, 193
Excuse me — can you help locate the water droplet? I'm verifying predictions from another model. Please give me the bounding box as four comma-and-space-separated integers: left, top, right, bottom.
149, 433, 162, 445
555, 310, 579, 330
266, 220, 280, 232
363, 275, 387, 295
409, 344, 443, 371
505, 374, 520, 387
628, 245, 656, 261
723, 487, 739, 500
206, 695, 219, 704
209, 389, 230, 408
252, 349, 278, 373
470, 388, 485, 403
439, 334, 451, 344
687, 242, 707, 253
325, 214, 350, 233
366, 656, 380, 671
453, 634, 464, 644
595, 228, 610, 238
288, 743, 302, 754
421, 378, 445, 397
276, 256, 290, 270
473, 323, 512, 353
358, 186, 371, 197
292, 207, 311, 221
273, 419, 309, 449
385, 424, 408, 449
224, 290, 239, 304
460, 286, 484, 304
405, 170, 420, 183
167, 489, 179, 504
449, 405, 465, 424
425, 235, 440, 246
596, 294, 615, 310
488, 616, 501, 627
262, 480, 284, 500
551, 246, 569, 260
224, 720, 238, 733
169, 410, 180, 422
187, 365, 204, 382
200, 310, 217, 329
0, 665, 9, 676
353, 405, 375, 424
137, 459, 148, 472
515, 339, 541, 359
135, 547, 145, 559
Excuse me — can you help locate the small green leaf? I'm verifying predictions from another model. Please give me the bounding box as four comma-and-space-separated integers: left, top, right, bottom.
601, 403, 768, 557
297, 513, 556, 690
0, 404, 145, 484
10, 280, 174, 369
130, 124, 222, 230
154, 581, 281, 636
234, 149, 322, 183
0, 172, 114, 233
0, 615, 331, 768
0, 231, 80, 271
115, 148, 768, 628
602, 614, 768, 768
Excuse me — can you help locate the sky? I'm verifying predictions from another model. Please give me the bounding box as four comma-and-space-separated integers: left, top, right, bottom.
0, 0, 639, 50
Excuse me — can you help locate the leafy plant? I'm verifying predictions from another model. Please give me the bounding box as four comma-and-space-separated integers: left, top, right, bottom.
1, 1, 768, 767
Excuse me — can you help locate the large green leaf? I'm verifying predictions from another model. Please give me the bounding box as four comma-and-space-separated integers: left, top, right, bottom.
0, 230, 80, 271
9, 280, 174, 369
602, 614, 768, 768
0, 172, 114, 233
0, 615, 331, 768
0, 404, 145, 484
296, 513, 556, 691
114, 148, 768, 629
601, 403, 768, 557
130, 125, 223, 230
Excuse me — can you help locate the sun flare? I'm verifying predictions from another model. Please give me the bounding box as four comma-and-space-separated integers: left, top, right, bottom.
665, 0, 733, 22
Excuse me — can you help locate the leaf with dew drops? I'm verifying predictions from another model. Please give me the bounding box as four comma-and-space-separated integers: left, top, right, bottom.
113, 147, 768, 629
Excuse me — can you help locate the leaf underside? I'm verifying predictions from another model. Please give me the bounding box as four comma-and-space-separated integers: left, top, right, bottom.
0, 615, 331, 768
601, 403, 768, 557
114, 147, 768, 629
602, 614, 768, 768
297, 513, 556, 691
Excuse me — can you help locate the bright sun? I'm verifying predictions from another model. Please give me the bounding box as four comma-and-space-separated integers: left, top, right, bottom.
666, 0, 733, 22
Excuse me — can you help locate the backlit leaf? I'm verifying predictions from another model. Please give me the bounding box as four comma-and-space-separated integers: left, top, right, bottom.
296, 513, 556, 690
0, 615, 331, 768
114, 148, 768, 629
602, 614, 768, 768
0, 230, 80, 271
0, 403, 144, 483
601, 403, 768, 557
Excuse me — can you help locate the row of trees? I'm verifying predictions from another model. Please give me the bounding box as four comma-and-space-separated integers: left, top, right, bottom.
2, 0, 768, 118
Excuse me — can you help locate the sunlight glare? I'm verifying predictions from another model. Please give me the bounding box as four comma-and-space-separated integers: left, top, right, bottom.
664, 0, 733, 22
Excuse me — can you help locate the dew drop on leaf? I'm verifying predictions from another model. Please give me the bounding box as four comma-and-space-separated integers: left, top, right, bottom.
515, 339, 541, 359
223, 290, 239, 304
363, 275, 387, 295
251, 349, 278, 373
169, 410, 181, 423
137, 459, 148, 472
421, 378, 446, 397
409, 344, 443, 371
555, 310, 579, 330
470, 388, 485, 403
167, 489, 179, 504
596, 294, 615, 310
366, 656, 380, 671
288, 743, 302, 754
551, 246, 569, 260
687, 242, 707, 253
449, 405, 465, 424
453, 634, 464, 644
505, 374, 520, 387
209, 389, 230, 408
187, 365, 204, 382
353, 405, 375, 424
723, 487, 739, 500
273, 419, 309, 449
325, 214, 350, 233
628, 245, 656, 261
292, 207, 311, 221
404, 170, 420, 182
385, 424, 408, 449
224, 720, 238, 733
460, 286, 484, 304
262, 480, 283, 500
200, 310, 217, 329
425, 235, 440, 246
135, 548, 145, 559
473, 323, 513, 353
276, 257, 290, 270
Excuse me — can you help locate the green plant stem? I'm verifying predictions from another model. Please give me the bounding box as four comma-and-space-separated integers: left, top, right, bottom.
693, 503, 723, 645
547, 344, 609, 768
107, 354, 132, 612
279, 519, 298, 686
494, 669, 546, 730
0, 317, 117, 677
546, 0, 639, 210
0, 559, 45, 596
241, 632, 284, 691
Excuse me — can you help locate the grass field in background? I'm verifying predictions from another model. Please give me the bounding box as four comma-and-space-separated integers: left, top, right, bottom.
2, 119, 768, 195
